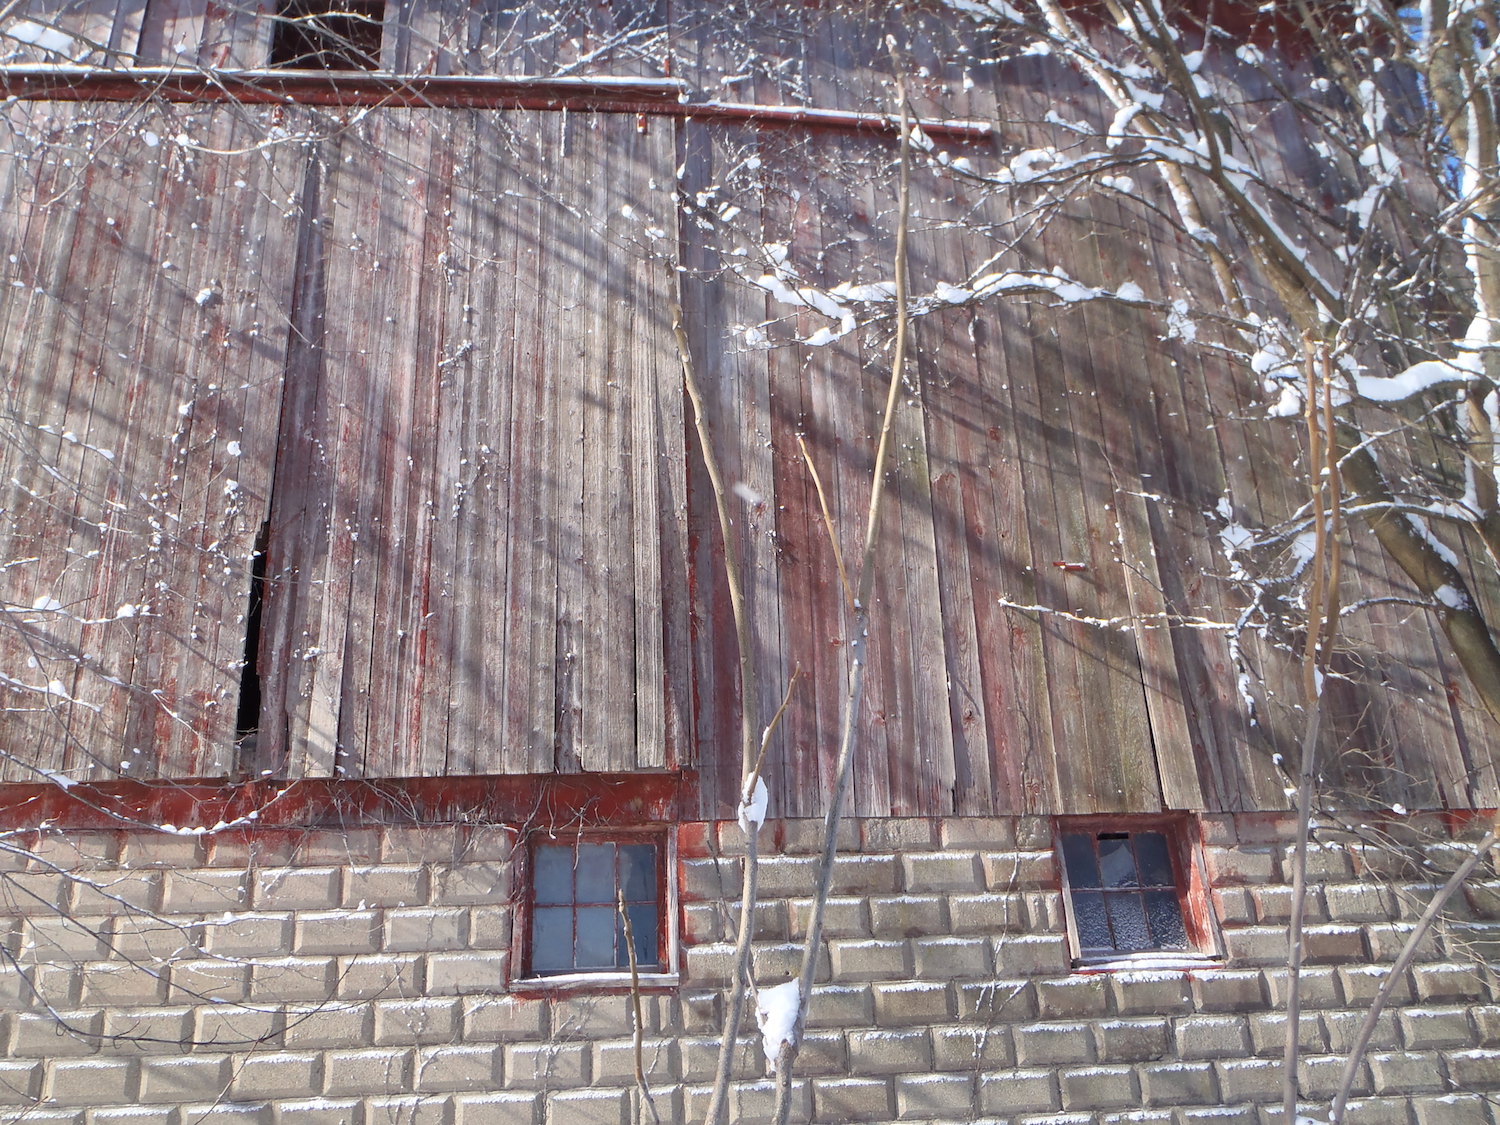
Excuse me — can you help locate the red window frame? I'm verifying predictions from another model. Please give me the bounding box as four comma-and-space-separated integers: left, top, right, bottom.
516, 827, 676, 986
1054, 815, 1221, 967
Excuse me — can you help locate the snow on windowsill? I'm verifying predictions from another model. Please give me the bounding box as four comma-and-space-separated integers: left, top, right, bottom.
512, 971, 679, 992
1073, 951, 1223, 974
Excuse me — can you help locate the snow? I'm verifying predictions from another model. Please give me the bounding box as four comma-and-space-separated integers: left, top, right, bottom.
756, 979, 801, 1072
30, 595, 62, 612
1355, 355, 1480, 401
1434, 584, 1471, 611
738, 775, 769, 836
5, 20, 78, 55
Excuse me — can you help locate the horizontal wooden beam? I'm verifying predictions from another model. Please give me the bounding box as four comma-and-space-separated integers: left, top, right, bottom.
0, 65, 994, 141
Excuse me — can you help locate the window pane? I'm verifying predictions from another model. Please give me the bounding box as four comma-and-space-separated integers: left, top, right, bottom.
575, 906, 615, 968
1097, 834, 1139, 888
1134, 832, 1175, 887
625, 903, 659, 969
531, 906, 572, 973
1072, 890, 1112, 950
1105, 893, 1150, 950
1061, 833, 1100, 888
1145, 890, 1188, 948
620, 844, 657, 902
575, 843, 616, 904
534, 845, 574, 905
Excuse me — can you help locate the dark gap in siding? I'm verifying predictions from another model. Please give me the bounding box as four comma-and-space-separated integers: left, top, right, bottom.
234, 520, 272, 771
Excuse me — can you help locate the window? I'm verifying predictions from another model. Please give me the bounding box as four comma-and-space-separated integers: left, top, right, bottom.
526, 836, 669, 979
1057, 821, 1218, 966
269, 0, 385, 70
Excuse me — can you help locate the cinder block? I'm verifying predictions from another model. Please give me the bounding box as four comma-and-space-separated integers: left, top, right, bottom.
752, 856, 819, 898
193, 1004, 280, 1048
941, 818, 1015, 849
1339, 1097, 1420, 1125
995, 934, 1070, 976
1263, 967, 1341, 1010
813, 1077, 891, 1121
321, 1049, 412, 1098
413, 1045, 499, 1093
137, 1055, 231, 1103
451, 1093, 539, 1125
544, 1087, 627, 1125
895, 1073, 975, 1119
248, 957, 338, 1003
1060, 1066, 1138, 1110
796, 1030, 848, 1077
431, 864, 510, 907
1214, 1058, 1281, 1103
253, 868, 340, 911
275, 1098, 362, 1125
1324, 883, 1397, 922
1094, 1019, 1169, 1063
956, 979, 1037, 1022
1224, 925, 1296, 966
977, 1069, 1059, 1115
1214, 887, 1257, 925
872, 981, 950, 1026
683, 942, 735, 985
869, 895, 948, 938
551, 994, 661, 1038
1368, 923, 1441, 963
169, 959, 251, 1003
1190, 970, 1266, 1013
231, 1052, 320, 1100
948, 892, 1028, 933
1303, 925, 1368, 965
1112, 972, 1192, 1016
334, 954, 422, 1000
67, 872, 160, 914
1444, 1048, 1500, 1090
81, 962, 170, 1006
342, 866, 427, 909
464, 996, 547, 1041
1036, 976, 1109, 1019
44, 1059, 134, 1107
98, 1006, 193, 1054
931, 1024, 1014, 1070
361, 1095, 449, 1125
1205, 845, 1278, 885
22, 915, 106, 960
829, 939, 909, 981
161, 870, 247, 913
1411, 964, 1488, 1003
1339, 965, 1413, 1007
1139, 1060, 1216, 1106
200, 912, 291, 957
1472, 1004, 1500, 1046
861, 819, 938, 851
1251, 884, 1326, 923
805, 984, 873, 1029
680, 858, 739, 901
281, 1004, 369, 1050
0, 872, 68, 914
902, 852, 982, 894
1323, 1011, 1399, 1054
1014, 1022, 1095, 1067
848, 1029, 931, 1075
750, 942, 814, 981
381, 827, 460, 865
1412, 1095, 1491, 1125
677, 1036, 758, 1083
1368, 1050, 1446, 1094
506, 1042, 588, 1089
0, 1068, 43, 1110
1288, 842, 1354, 880
913, 936, 991, 980
1174, 1015, 1251, 1060
774, 818, 859, 855
1299, 1053, 1369, 1099
1247, 1012, 1322, 1056
829, 856, 900, 896
372, 999, 460, 1046
789, 897, 868, 940
289, 829, 382, 866
176, 1105, 272, 1125
1400, 1006, 1475, 1049
981, 850, 1055, 890
590, 1037, 679, 1084
30, 831, 117, 870
426, 951, 508, 995
294, 911, 380, 956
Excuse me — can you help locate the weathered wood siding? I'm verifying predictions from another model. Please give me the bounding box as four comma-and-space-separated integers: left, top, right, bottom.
1, 0, 1495, 814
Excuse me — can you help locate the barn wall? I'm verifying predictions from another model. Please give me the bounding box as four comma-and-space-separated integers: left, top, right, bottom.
1, 0, 1497, 815
3, 813, 1500, 1122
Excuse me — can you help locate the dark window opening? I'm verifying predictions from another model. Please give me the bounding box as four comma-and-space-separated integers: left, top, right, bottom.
269, 0, 384, 70
1059, 826, 1204, 961
234, 521, 270, 767
528, 838, 662, 976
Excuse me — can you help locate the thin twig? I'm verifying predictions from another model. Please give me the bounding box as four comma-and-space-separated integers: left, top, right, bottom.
797, 434, 853, 609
